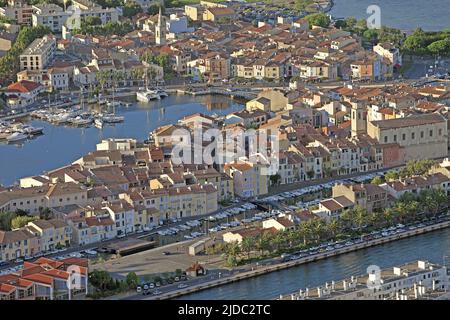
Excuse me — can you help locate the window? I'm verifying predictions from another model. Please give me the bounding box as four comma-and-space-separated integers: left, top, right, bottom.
421, 131, 424, 138
430, 130, 433, 137
393, 135, 397, 142
411, 132, 415, 139
384, 136, 388, 143
402, 133, 406, 141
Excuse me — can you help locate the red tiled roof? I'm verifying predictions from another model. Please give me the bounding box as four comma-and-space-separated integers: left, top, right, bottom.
7, 80, 41, 93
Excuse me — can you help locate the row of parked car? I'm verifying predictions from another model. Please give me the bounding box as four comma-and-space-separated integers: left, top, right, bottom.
280, 215, 450, 262
156, 203, 258, 238
136, 274, 189, 295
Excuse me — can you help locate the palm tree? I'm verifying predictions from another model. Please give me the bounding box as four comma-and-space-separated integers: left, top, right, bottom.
224, 242, 241, 266
383, 207, 395, 227
297, 222, 310, 245
256, 233, 272, 256
241, 237, 255, 260
96, 70, 109, 92
327, 219, 341, 240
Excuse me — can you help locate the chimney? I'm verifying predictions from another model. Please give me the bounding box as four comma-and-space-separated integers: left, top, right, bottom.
305, 287, 309, 297
317, 287, 322, 298
432, 279, 436, 291
331, 280, 335, 290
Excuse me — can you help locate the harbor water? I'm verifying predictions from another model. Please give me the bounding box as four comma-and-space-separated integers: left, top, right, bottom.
0, 95, 244, 186
177, 228, 450, 300
330, 0, 450, 31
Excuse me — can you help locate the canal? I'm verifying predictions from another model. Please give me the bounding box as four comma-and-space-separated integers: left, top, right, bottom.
0, 95, 244, 186
177, 228, 450, 300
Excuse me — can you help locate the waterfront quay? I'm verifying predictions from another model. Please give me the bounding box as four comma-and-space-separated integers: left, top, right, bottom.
134, 216, 450, 300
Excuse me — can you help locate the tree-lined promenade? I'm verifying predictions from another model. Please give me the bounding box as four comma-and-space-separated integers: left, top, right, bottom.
212, 160, 450, 267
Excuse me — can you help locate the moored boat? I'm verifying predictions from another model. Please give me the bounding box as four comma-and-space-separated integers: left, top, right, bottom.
6, 132, 28, 142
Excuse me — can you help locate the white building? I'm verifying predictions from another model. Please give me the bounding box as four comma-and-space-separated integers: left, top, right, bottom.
281, 260, 450, 300
32, 4, 71, 33
48, 67, 69, 91
4, 80, 43, 108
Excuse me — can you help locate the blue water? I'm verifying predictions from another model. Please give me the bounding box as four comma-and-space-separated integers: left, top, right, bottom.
178, 228, 450, 299
330, 0, 450, 31
0, 95, 243, 186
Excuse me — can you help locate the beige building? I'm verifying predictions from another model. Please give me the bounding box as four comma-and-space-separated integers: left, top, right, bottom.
26, 219, 71, 251
224, 161, 269, 198
332, 183, 388, 213
19, 35, 56, 71
367, 113, 448, 161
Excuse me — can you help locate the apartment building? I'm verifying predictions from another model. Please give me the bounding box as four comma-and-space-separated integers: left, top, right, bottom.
0, 183, 88, 215
32, 4, 71, 33
0, 257, 88, 300
313, 196, 354, 221
103, 200, 135, 236
0, 229, 40, 262
4, 80, 43, 108
68, 213, 116, 246
0, 0, 33, 25
26, 219, 71, 251
283, 260, 450, 300
373, 43, 402, 68
224, 161, 269, 198
380, 172, 450, 199
367, 113, 448, 161
191, 168, 234, 201
332, 183, 388, 213
19, 35, 56, 71
48, 67, 69, 91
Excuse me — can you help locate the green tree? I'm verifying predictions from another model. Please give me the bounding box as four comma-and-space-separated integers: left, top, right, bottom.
427, 38, 450, 55
384, 170, 399, 182
123, 1, 143, 18
84, 16, 102, 26
241, 237, 255, 259
371, 176, 384, 185
256, 233, 272, 255
147, 4, 163, 15
125, 272, 139, 289
269, 174, 281, 186
11, 215, 37, 230
304, 13, 330, 28
363, 29, 379, 44
0, 211, 17, 231
89, 270, 114, 291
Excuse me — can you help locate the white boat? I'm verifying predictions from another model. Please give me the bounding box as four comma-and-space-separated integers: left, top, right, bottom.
107, 100, 121, 107
7, 132, 28, 142
94, 119, 103, 129
136, 89, 161, 103
21, 125, 43, 135
102, 114, 124, 123
70, 116, 92, 126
